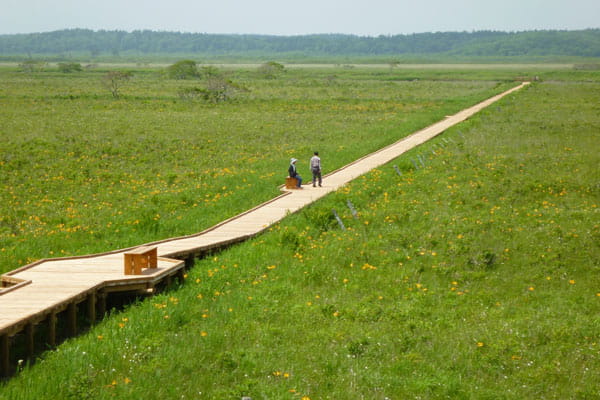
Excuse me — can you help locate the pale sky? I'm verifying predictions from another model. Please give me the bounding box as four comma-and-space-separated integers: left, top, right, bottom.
1, 0, 598, 36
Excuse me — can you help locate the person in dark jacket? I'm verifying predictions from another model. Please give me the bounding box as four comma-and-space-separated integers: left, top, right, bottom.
288, 158, 303, 188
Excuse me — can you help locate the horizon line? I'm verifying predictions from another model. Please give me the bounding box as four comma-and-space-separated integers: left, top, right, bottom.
2, 27, 599, 38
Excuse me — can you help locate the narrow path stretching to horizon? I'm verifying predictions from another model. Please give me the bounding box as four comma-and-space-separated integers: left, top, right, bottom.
0, 82, 529, 375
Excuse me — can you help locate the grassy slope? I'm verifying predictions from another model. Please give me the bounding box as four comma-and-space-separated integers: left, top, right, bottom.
1, 71, 599, 399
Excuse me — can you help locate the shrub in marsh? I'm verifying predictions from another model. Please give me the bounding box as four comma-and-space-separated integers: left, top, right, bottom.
200, 65, 221, 78
18, 60, 46, 73
204, 75, 247, 102
57, 62, 83, 73
101, 70, 132, 98
177, 86, 205, 101
257, 61, 285, 79
178, 76, 247, 103
166, 59, 200, 79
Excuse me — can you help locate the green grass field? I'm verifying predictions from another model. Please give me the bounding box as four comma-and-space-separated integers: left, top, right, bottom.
1, 65, 599, 399
1, 65, 512, 274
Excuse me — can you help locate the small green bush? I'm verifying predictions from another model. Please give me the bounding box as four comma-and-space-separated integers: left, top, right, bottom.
57, 62, 83, 73
166, 59, 200, 79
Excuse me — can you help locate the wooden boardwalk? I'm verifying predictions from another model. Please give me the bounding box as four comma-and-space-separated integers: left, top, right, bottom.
0, 82, 529, 376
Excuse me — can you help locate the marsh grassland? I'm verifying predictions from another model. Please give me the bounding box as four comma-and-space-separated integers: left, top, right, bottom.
1, 65, 599, 399
0, 66, 509, 274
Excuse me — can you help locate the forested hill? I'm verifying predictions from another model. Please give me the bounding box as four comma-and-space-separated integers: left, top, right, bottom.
1, 29, 599, 59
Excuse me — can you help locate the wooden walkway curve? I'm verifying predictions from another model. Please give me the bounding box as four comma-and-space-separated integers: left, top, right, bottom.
0, 82, 529, 376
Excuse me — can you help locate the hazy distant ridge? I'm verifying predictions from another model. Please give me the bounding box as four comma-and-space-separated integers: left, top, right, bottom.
1, 29, 599, 57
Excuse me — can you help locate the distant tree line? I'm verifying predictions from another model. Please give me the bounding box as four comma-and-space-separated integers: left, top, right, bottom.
1, 29, 599, 58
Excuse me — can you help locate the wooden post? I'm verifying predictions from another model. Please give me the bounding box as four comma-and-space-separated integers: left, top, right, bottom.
88, 292, 96, 325
1, 333, 9, 377
48, 312, 57, 347
97, 291, 106, 317
185, 255, 195, 269
177, 268, 186, 283
67, 303, 77, 337
25, 323, 35, 360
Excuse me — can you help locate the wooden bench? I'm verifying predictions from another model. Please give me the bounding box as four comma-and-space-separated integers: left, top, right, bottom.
123, 246, 158, 275
285, 176, 298, 189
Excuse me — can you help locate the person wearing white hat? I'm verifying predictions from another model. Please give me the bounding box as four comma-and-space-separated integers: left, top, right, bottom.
288, 158, 303, 189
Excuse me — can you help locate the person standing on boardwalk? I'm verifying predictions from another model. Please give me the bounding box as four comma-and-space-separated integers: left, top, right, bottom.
310, 151, 322, 187
288, 158, 303, 188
